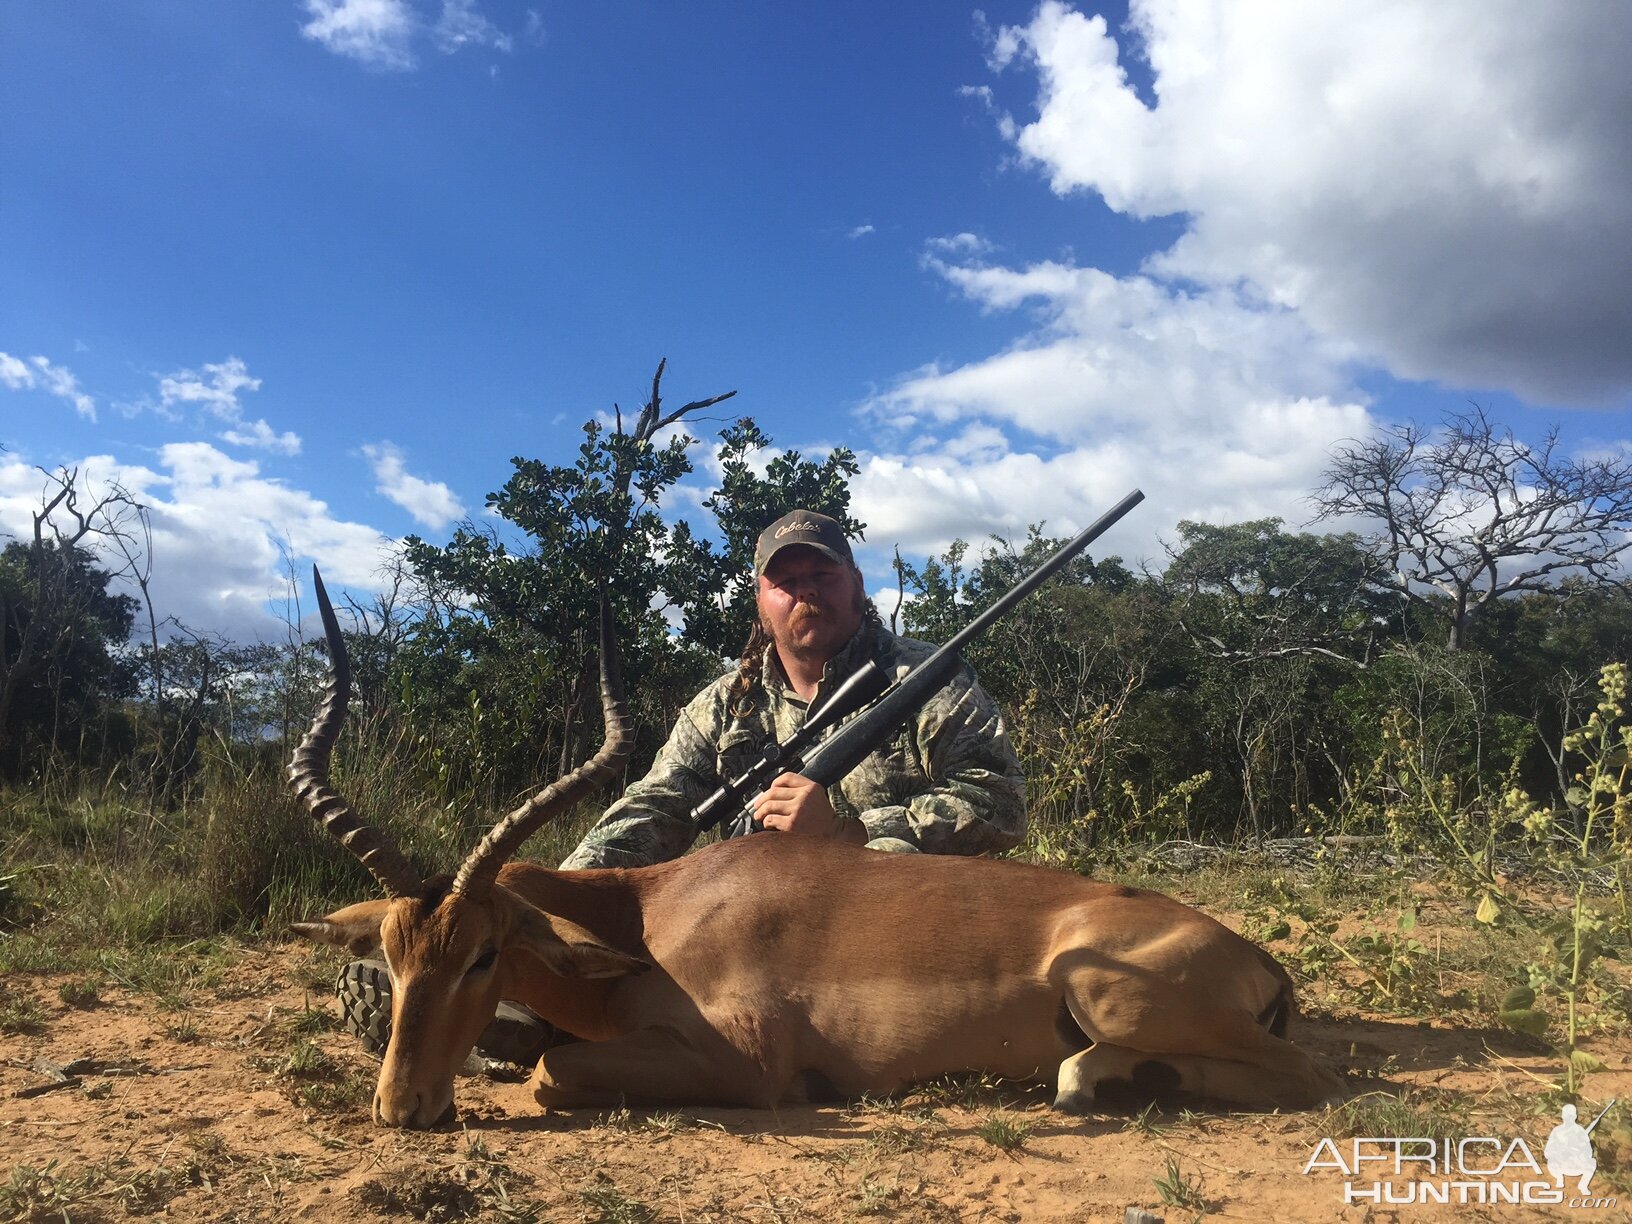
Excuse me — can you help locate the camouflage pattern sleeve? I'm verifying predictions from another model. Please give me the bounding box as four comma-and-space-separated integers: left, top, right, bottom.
833, 650, 1027, 856
557, 680, 731, 869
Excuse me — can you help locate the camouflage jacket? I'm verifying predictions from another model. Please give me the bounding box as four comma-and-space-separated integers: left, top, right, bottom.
559, 620, 1027, 868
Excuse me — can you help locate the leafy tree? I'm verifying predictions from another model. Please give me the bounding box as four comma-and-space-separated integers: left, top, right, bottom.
896, 530, 1172, 838
0, 467, 143, 772
668, 418, 863, 658
1164, 519, 1393, 666
397, 363, 864, 803
0, 540, 138, 776
1314, 406, 1632, 649
403, 363, 735, 785
897, 527, 1136, 712
1163, 520, 1397, 837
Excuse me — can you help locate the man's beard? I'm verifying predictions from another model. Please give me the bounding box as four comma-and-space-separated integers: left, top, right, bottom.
763, 588, 867, 660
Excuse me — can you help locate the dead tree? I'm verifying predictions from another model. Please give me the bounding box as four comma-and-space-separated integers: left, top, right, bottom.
1313, 406, 1632, 649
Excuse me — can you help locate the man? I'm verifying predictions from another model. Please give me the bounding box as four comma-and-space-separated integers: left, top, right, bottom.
337, 509, 1026, 1062
560, 507, 1026, 866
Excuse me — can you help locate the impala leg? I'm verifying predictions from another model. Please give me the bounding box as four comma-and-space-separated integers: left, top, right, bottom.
530, 1026, 765, 1109
1054, 1035, 1343, 1113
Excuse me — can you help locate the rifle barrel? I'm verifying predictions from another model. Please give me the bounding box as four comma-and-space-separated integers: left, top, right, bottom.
1584, 1098, 1616, 1135
796, 488, 1144, 790
933, 488, 1144, 661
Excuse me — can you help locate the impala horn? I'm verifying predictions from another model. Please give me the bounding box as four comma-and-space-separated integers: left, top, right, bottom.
452, 595, 633, 897
286, 567, 423, 898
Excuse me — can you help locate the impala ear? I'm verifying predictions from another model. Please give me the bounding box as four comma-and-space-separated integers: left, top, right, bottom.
512, 906, 651, 980
290, 899, 390, 956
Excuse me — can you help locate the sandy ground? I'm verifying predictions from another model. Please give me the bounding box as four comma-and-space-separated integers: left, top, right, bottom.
3, 943, 1629, 1223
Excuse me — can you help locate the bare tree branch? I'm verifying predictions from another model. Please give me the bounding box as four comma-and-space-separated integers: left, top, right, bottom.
1313, 406, 1632, 648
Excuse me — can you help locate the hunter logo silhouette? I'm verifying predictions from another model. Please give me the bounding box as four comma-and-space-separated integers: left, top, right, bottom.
1546, 1102, 1613, 1195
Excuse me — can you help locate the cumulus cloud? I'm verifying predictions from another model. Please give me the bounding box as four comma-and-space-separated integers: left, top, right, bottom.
0, 446, 390, 641
853, 248, 1373, 567
159, 356, 261, 420
987, 1, 1632, 406
300, 0, 512, 70
363, 441, 465, 530
300, 0, 417, 70
0, 352, 97, 420
156, 357, 301, 454
0, 352, 31, 390
925, 232, 993, 258
847, 224, 876, 239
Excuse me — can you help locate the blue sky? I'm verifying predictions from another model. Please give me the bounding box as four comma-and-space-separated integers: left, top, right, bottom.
4, 2, 1630, 640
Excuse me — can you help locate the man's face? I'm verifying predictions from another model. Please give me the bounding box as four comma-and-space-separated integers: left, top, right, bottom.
757, 545, 865, 668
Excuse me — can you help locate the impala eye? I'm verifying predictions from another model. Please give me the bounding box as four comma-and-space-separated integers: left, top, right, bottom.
468, 947, 498, 975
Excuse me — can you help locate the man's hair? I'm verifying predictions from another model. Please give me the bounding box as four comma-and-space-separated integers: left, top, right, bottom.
727, 567, 879, 716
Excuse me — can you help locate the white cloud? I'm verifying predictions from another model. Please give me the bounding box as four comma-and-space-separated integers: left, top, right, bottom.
155, 357, 303, 455
847, 224, 876, 239
0, 445, 390, 642
300, 0, 513, 70
0, 352, 32, 390
853, 248, 1373, 566
523, 9, 546, 47
432, 0, 511, 54
159, 356, 261, 420
300, 0, 417, 70
221, 419, 303, 455
0, 352, 97, 420
925, 232, 994, 258
363, 441, 465, 530
988, 1, 1632, 406
32, 354, 98, 421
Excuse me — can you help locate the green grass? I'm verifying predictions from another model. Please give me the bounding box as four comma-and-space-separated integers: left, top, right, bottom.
0, 982, 46, 1035
975, 1112, 1031, 1153
577, 1181, 656, 1223
56, 977, 101, 1008
1153, 1153, 1207, 1211
0, 1153, 190, 1222
285, 1004, 337, 1035
245, 1037, 375, 1116
163, 1017, 201, 1043
0, 1160, 100, 1222
1327, 1089, 1469, 1140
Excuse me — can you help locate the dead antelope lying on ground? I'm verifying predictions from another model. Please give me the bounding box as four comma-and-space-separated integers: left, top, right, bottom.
289, 572, 1344, 1129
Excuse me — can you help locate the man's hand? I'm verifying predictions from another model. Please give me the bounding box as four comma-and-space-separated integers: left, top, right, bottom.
754, 773, 867, 844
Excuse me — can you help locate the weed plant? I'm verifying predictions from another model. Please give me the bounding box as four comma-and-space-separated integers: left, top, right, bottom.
975, 1112, 1031, 1153
1152, 1153, 1207, 1211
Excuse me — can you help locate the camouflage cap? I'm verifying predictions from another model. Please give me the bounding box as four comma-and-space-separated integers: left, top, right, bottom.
754, 509, 854, 578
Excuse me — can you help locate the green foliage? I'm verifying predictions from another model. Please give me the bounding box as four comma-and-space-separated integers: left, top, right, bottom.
975, 1112, 1031, 1153
682, 416, 863, 653
1330, 1090, 1468, 1141
397, 386, 861, 812
57, 977, 100, 1008
1153, 1154, 1207, 1210
0, 981, 46, 1034
1502, 663, 1632, 1096
0, 539, 139, 778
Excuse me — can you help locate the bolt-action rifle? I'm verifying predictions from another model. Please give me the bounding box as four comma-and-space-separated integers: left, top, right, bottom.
689, 488, 1146, 840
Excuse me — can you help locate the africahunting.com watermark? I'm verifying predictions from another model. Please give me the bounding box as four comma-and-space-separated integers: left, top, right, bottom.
1302, 1103, 1618, 1208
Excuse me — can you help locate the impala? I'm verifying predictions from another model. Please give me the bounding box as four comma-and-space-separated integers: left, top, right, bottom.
289, 570, 1344, 1128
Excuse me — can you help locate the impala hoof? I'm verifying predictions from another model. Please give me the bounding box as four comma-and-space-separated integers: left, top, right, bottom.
1052, 1088, 1096, 1115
